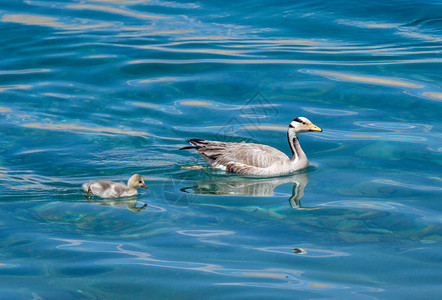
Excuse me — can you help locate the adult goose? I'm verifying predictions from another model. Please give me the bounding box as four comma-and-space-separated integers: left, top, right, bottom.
82, 174, 147, 198
180, 117, 322, 176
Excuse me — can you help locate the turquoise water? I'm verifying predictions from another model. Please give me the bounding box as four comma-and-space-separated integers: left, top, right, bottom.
1, 0, 441, 298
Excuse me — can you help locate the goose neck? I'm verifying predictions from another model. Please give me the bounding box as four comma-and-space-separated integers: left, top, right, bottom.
287, 131, 306, 161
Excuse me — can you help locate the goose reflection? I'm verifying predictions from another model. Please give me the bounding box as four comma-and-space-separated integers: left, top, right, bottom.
180, 172, 313, 209
86, 196, 147, 212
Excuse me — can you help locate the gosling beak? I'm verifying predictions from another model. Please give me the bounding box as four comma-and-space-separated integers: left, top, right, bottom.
309, 123, 323, 132
142, 184, 148, 189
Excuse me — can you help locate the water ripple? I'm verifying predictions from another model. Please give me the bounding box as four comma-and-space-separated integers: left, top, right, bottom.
1, 0, 441, 298
2, 13, 114, 31
66, 4, 170, 20
255, 246, 350, 258
127, 58, 442, 65
354, 121, 432, 132
0, 68, 50, 75
52, 237, 303, 284
302, 107, 358, 116
308, 70, 423, 88
176, 230, 235, 237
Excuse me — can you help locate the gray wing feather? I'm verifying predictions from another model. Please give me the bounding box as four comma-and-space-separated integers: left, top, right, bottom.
188, 140, 289, 169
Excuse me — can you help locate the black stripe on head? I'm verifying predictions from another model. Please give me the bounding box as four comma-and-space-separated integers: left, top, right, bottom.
290, 117, 306, 128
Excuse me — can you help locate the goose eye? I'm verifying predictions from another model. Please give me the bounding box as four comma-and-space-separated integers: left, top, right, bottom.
139, 180, 142, 183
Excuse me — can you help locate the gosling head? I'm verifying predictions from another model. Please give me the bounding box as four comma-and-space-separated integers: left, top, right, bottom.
128, 174, 148, 189
288, 117, 323, 134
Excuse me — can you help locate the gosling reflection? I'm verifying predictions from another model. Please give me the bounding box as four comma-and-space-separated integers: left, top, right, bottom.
86, 197, 147, 212
181, 172, 312, 209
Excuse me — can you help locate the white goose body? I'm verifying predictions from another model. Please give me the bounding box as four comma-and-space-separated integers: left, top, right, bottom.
181, 117, 322, 177
82, 174, 147, 198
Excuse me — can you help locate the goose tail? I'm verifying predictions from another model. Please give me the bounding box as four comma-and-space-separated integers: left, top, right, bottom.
179, 139, 205, 150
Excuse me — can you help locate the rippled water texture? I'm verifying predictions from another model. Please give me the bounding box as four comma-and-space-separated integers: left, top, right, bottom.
0, 0, 441, 299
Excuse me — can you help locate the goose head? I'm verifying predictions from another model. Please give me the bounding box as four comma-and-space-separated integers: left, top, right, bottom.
288, 117, 323, 135
128, 174, 148, 189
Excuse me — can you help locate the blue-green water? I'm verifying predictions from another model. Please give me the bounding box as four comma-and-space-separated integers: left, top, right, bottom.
1, 0, 441, 298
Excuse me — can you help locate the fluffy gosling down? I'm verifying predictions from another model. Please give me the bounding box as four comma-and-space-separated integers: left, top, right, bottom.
180, 117, 323, 177
82, 174, 147, 198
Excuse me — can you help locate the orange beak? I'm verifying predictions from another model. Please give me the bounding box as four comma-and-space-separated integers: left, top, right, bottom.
309, 123, 323, 132
142, 184, 147, 189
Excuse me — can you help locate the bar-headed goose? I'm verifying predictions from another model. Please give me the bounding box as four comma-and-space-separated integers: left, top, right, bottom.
180, 117, 322, 176
82, 174, 147, 198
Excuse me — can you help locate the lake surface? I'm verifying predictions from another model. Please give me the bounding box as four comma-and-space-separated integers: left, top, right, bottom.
0, 0, 441, 299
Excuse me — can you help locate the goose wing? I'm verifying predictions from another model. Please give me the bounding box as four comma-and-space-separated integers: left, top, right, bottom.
183, 139, 289, 171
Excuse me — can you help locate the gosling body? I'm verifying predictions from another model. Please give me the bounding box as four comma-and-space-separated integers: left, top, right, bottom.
82, 174, 147, 198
